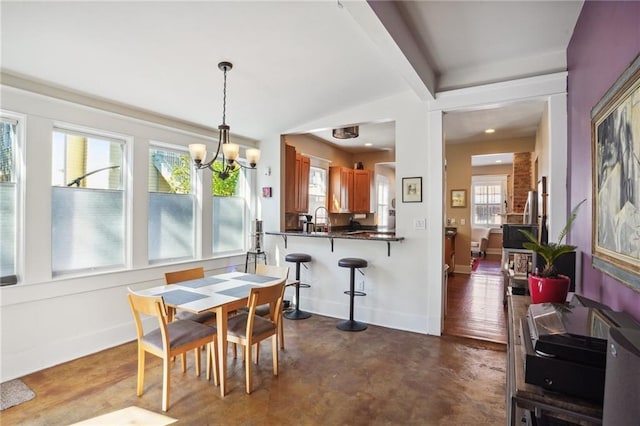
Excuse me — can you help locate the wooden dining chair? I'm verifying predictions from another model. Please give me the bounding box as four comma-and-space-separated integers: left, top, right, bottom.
226, 280, 286, 394
164, 267, 216, 325
127, 290, 218, 411
255, 264, 290, 351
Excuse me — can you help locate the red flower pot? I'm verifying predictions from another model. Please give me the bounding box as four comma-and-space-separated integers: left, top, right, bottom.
528, 275, 570, 304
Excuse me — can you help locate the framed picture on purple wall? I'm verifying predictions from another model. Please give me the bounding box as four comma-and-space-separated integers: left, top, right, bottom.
591, 54, 640, 291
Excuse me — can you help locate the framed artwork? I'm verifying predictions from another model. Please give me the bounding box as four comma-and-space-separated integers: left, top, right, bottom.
591, 54, 640, 291
450, 189, 466, 208
402, 177, 422, 203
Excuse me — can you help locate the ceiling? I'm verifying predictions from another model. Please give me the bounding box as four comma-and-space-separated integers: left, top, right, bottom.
0, 1, 584, 152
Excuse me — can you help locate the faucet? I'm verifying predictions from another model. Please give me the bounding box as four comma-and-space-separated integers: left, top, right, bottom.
314, 206, 331, 232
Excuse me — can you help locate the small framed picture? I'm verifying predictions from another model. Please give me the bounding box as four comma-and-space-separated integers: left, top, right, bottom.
262, 187, 272, 198
450, 189, 466, 208
402, 177, 422, 203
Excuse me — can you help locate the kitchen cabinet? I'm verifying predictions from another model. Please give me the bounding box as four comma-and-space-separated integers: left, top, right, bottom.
352, 169, 371, 213
329, 167, 371, 213
296, 153, 310, 213
329, 166, 352, 213
284, 144, 310, 213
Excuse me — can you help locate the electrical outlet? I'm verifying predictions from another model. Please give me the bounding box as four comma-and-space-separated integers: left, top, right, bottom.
451, 218, 456, 225
414, 218, 426, 230
461, 218, 466, 225
356, 279, 365, 292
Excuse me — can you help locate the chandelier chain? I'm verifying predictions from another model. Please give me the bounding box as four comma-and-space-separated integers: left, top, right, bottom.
222, 67, 227, 125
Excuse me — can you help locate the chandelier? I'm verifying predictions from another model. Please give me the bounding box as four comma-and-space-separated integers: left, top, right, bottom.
188, 61, 260, 180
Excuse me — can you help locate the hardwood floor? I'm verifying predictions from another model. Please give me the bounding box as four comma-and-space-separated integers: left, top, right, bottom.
443, 254, 508, 344
2, 314, 507, 425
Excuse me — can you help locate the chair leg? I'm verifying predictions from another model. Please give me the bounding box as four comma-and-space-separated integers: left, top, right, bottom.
207, 338, 220, 386
194, 348, 201, 377
255, 342, 260, 364
245, 343, 253, 394
272, 335, 279, 376
181, 353, 187, 373
278, 318, 285, 350
137, 346, 145, 396
162, 356, 171, 412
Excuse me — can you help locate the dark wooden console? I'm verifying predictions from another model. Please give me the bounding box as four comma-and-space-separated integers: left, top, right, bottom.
506, 294, 603, 425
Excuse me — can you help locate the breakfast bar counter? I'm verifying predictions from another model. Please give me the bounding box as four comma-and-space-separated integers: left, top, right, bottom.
265, 230, 404, 256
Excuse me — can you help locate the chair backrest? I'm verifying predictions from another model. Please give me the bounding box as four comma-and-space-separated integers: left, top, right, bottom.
471, 227, 490, 241
165, 267, 205, 284
247, 280, 286, 325
127, 290, 170, 346
255, 264, 289, 280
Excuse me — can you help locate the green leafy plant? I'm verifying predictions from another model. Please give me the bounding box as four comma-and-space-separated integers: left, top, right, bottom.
520, 199, 586, 278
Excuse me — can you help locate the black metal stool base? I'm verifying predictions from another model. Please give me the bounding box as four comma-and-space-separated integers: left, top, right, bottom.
337, 320, 367, 332
284, 309, 312, 320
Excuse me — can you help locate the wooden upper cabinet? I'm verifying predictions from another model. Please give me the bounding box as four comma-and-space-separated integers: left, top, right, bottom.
285, 144, 310, 214
284, 145, 297, 213
352, 169, 371, 213
329, 166, 354, 213
296, 153, 310, 213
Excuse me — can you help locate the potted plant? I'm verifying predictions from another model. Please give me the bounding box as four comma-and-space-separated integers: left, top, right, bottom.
520, 199, 586, 304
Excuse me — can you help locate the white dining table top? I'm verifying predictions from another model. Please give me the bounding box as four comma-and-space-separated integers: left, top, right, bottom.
136, 271, 283, 314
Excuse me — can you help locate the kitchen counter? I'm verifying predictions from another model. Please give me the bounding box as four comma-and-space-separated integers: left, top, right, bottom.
265, 229, 404, 256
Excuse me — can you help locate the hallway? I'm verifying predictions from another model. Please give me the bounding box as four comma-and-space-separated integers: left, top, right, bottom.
443, 254, 508, 344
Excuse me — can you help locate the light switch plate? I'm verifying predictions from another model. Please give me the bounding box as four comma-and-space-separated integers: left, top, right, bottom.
414, 218, 426, 230
460, 218, 466, 225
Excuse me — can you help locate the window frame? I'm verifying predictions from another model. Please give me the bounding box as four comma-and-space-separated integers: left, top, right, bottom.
308, 165, 328, 225
211, 156, 253, 257
0, 111, 25, 284
471, 174, 507, 229
148, 142, 197, 264
50, 123, 132, 277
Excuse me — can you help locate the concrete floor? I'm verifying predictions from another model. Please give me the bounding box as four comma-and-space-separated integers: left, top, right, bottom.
4, 314, 507, 425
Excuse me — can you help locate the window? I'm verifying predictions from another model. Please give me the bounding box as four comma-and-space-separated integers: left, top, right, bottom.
308, 166, 327, 224
471, 175, 507, 227
212, 161, 249, 254
51, 127, 125, 275
376, 174, 390, 227
148, 146, 195, 263
0, 116, 19, 282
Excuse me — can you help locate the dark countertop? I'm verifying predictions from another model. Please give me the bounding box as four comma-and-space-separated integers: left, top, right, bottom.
266, 229, 404, 242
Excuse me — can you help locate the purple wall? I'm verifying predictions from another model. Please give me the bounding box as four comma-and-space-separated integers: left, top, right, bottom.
567, 1, 640, 321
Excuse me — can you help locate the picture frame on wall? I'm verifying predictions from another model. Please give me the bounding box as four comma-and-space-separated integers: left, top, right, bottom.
450, 189, 466, 208
402, 177, 422, 203
591, 54, 640, 290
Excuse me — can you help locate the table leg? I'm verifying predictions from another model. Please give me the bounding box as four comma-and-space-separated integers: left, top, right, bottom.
216, 306, 228, 397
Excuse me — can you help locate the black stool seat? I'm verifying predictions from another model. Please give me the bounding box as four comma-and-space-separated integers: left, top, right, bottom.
284, 253, 312, 320
337, 257, 368, 332
338, 258, 368, 269
285, 253, 312, 263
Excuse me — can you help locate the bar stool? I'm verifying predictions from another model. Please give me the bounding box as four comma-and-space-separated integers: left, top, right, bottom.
245, 250, 267, 273
337, 257, 368, 332
284, 253, 312, 320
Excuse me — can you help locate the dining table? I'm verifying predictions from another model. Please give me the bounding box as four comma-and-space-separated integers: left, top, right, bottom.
136, 270, 291, 397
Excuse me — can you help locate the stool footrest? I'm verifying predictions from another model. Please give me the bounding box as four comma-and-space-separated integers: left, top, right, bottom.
343, 290, 366, 296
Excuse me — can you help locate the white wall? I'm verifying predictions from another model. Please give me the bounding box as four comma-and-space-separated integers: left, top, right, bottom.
0, 85, 254, 381
258, 90, 444, 335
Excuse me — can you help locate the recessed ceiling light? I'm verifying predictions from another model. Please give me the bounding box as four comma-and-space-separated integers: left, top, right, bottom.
496, 160, 502, 163
485, 128, 495, 134
364, 143, 372, 147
